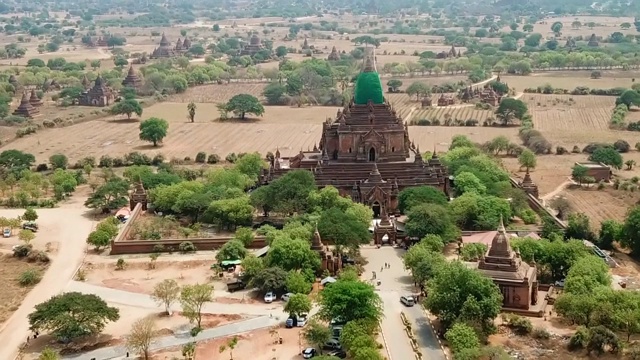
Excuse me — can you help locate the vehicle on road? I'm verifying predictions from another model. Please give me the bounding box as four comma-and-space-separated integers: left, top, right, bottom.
22, 221, 38, 232
286, 317, 295, 328
264, 291, 276, 303
328, 350, 347, 358
281, 292, 293, 302
3, 228, 10, 237
302, 347, 317, 359
331, 325, 343, 339
297, 314, 308, 327
554, 279, 566, 288
226, 279, 246, 292
401, 295, 415, 307
323, 338, 342, 350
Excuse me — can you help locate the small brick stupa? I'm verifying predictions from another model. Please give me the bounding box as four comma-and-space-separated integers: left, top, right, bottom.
122, 65, 143, 89
29, 89, 43, 107
13, 91, 39, 118
588, 34, 599, 47
327, 46, 340, 61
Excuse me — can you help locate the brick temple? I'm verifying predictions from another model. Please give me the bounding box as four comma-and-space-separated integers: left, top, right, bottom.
261, 48, 449, 217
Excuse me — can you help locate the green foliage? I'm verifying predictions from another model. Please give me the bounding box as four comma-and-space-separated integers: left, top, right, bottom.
460, 243, 487, 261
425, 261, 502, 333
240, 254, 264, 283
263, 82, 287, 104
449, 192, 512, 231
511, 238, 588, 281
251, 170, 315, 214
495, 98, 528, 125
215, 239, 248, 262
319, 278, 383, 323
303, 319, 333, 355
265, 235, 321, 272
49, 154, 68, 170
139, 117, 169, 147
28, 292, 120, 341
403, 242, 446, 285
233, 227, 255, 247
504, 314, 533, 335
23, 207, 38, 221
84, 177, 130, 213
86, 230, 112, 251
318, 207, 370, 248
250, 266, 288, 293
110, 98, 143, 119
284, 293, 311, 316
449, 135, 475, 150
589, 147, 623, 170
518, 149, 537, 171
454, 172, 486, 195
565, 212, 596, 241
563, 255, 611, 295
19, 268, 41, 286
445, 322, 480, 354
405, 204, 459, 243
286, 271, 312, 294
616, 89, 640, 109
222, 94, 264, 119
620, 206, 640, 254
597, 219, 621, 250
397, 185, 448, 213
179, 283, 213, 329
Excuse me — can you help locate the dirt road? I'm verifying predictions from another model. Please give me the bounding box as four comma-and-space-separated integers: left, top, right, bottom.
0, 197, 95, 360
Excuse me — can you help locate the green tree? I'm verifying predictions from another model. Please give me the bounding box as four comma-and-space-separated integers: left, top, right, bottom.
286, 271, 312, 294
219, 336, 238, 359
266, 236, 321, 272
84, 177, 130, 213
572, 164, 589, 184
387, 79, 403, 92
621, 206, 640, 254
397, 185, 448, 213
254, 170, 315, 214
125, 317, 155, 360
405, 204, 459, 243
187, 102, 196, 122
275, 45, 288, 57
318, 207, 370, 248
151, 279, 180, 315
0, 150, 35, 173
551, 21, 563, 36
518, 149, 537, 171
139, 117, 169, 147
495, 98, 528, 125
565, 212, 596, 241
263, 82, 286, 105
23, 207, 38, 221
19, 229, 35, 244
215, 239, 248, 262
563, 255, 611, 295
319, 278, 382, 323
449, 135, 476, 150
425, 261, 502, 332
598, 219, 621, 250
454, 172, 486, 195
524, 33, 543, 47
110, 98, 143, 120
223, 94, 264, 119
86, 229, 112, 251
240, 254, 264, 283
233, 227, 255, 247
284, 293, 311, 317
303, 319, 332, 355
90, 59, 101, 70
114, 56, 128, 67
180, 283, 213, 329
49, 154, 68, 170
589, 147, 623, 170
616, 89, 640, 109
445, 322, 480, 354
250, 266, 288, 293
28, 292, 120, 341
235, 152, 266, 180
206, 196, 253, 229
406, 81, 430, 100
404, 245, 446, 285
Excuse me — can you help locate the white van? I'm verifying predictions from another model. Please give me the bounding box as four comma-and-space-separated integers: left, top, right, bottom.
400, 295, 415, 307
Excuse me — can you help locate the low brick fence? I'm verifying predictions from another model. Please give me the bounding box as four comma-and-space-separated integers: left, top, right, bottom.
509, 177, 567, 230
110, 203, 266, 255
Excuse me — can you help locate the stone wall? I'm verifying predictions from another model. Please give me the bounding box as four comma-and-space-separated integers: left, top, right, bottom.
110, 203, 267, 255
509, 177, 566, 230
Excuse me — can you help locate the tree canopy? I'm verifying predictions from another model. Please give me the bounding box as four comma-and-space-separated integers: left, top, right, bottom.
139, 117, 169, 147
223, 94, 264, 120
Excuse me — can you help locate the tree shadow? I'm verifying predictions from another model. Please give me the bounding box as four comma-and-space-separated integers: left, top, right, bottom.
214, 117, 261, 124
132, 144, 161, 151
107, 118, 140, 124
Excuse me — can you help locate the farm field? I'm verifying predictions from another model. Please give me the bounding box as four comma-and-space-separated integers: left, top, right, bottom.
559, 187, 639, 228
0, 255, 47, 324
169, 82, 268, 104
524, 94, 615, 131
503, 72, 639, 92
410, 106, 495, 123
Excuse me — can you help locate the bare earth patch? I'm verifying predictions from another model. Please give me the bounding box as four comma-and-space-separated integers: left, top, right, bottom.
0, 255, 48, 325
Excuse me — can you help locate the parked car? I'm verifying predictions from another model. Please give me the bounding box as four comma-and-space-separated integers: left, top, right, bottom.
297, 314, 308, 327
328, 350, 347, 358
331, 325, 343, 339
264, 291, 276, 303
302, 347, 317, 359
400, 295, 415, 307
226, 279, 246, 293
323, 338, 341, 350
281, 292, 293, 302
286, 317, 295, 328
22, 222, 38, 232
3, 228, 11, 238
330, 317, 346, 326
554, 279, 566, 288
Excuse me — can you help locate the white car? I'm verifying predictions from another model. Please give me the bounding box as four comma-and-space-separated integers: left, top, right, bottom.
281, 292, 293, 302
264, 291, 276, 303
302, 348, 316, 359
297, 314, 308, 327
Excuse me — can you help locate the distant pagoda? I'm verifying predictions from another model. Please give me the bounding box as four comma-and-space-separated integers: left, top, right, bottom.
239, 34, 265, 56
29, 89, 43, 107
327, 46, 340, 61
122, 65, 143, 89
588, 34, 599, 47
13, 91, 40, 118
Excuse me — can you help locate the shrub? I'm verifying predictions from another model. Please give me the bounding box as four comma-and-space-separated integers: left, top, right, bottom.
125, 152, 152, 166
12, 244, 32, 258
532, 327, 551, 340
153, 244, 165, 253
505, 314, 533, 335
36, 163, 48, 172
19, 269, 41, 286
195, 152, 206, 163
519, 209, 538, 224
614, 139, 630, 153
99, 155, 114, 168
179, 241, 197, 253
207, 154, 220, 164
27, 250, 50, 263
116, 257, 126, 270
569, 326, 590, 350
152, 154, 165, 165
225, 152, 238, 163
572, 145, 581, 153
556, 146, 568, 155
113, 157, 125, 167
582, 142, 611, 154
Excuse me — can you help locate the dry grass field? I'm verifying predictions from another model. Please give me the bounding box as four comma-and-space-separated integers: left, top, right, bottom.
168, 82, 268, 104
503, 71, 639, 92
525, 94, 615, 131
411, 106, 495, 123
0, 255, 47, 324
560, 187, 639, 228
524, 15, 639, 41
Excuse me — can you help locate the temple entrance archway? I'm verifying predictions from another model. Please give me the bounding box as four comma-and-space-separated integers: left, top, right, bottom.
372, 201, 381, 218
369, 147, 376, 161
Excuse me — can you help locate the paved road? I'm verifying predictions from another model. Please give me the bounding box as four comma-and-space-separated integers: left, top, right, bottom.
0, 205, 95, 360
61, 315, 279, 359
361, 246, 446, 360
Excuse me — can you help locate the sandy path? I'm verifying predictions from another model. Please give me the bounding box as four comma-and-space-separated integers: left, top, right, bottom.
0, 199, 96, 360
541, 178, 575, 201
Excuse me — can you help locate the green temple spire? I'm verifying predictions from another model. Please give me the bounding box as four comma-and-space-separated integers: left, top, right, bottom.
353, 47, 384, 105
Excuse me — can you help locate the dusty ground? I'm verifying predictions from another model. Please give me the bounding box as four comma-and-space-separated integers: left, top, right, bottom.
21, 306, 244, 359
151, 325, 305, 360
0, 255, 48, 325
503, 71, 640, 92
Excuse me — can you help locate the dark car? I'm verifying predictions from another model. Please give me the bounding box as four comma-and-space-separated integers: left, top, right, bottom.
328, 350, 347, 358
302, 347, 317, 359
226, 279, 246, 292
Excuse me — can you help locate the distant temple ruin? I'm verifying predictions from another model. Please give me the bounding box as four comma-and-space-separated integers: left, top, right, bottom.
79, 75, 115, 107
150, 33, 190, 59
